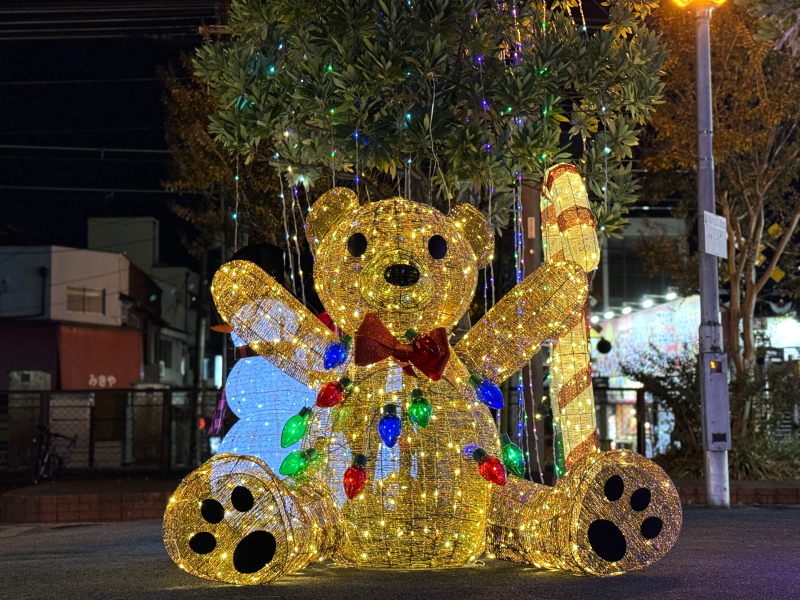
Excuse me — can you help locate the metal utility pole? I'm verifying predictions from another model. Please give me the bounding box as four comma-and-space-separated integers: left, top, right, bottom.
692, 1, 732, 508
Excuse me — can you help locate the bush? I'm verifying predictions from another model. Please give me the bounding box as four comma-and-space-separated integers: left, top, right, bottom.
622, 346, 800, 480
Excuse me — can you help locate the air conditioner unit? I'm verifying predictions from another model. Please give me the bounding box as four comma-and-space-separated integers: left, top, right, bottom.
9, 370, 52, 391
158, 360, 166, 378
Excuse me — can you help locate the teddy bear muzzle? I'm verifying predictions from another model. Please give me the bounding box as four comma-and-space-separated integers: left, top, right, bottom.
358, 249, 434, 312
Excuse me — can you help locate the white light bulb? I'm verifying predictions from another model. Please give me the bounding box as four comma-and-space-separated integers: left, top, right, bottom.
642, 299, 654, 308
622, 306, 632, 315
666, 292, 677, 301
590, 315, 600, 324
604, 311, 614, 319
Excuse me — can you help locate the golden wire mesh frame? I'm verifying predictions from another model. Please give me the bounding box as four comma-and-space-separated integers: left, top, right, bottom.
163, 454, 341, 584
486, 450, 682, 575
455, 261, 588, 384
312, 196, 482, 336
448, 202, 494, 269
304, 361, 500, 568
542, 164, 600, 464
169, 175, 682, 584
212, 261, 342, 390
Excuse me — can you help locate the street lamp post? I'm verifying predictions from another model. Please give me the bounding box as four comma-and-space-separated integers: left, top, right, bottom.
673, 0, 732, 508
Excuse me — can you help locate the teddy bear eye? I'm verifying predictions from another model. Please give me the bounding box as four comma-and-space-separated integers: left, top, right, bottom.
428, 235, 447, 259
347, 233, 368, 257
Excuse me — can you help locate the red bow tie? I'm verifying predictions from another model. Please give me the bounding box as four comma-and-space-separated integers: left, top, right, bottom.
353, 313, 450, 381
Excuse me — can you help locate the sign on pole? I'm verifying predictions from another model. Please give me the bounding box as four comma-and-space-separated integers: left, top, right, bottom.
701, 211, 728, 259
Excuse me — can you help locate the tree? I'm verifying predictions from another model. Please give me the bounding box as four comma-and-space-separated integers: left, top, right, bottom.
622, 345, 800, 480
639, 2, 800, 432
737, 0, 800, 56
161, 56, 283, 257
192, 0, 667, 236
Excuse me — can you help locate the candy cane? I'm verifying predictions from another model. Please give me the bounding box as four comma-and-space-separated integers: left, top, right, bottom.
541, 164, 600, 467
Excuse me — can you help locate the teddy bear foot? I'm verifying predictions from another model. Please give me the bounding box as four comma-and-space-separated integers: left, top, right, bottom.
163, 453, 341, 584
486, 450, 682, 576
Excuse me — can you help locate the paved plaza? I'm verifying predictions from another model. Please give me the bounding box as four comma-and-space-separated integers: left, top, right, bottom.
0, 505, 798, 600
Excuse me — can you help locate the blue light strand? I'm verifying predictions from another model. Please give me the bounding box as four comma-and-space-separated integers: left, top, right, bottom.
234, 153, 241, 251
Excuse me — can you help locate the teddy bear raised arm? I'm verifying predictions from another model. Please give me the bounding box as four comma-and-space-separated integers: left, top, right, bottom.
163, 165, 682, 584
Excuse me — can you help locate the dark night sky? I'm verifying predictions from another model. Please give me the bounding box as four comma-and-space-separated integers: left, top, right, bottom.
0, 1, 612, 272
0, 1, 221, 270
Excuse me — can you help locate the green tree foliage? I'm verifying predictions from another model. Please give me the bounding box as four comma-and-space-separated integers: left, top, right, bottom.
193, 0, 666, 235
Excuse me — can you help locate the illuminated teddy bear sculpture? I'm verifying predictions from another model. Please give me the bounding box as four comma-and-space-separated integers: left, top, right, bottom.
163, 165, 682, 584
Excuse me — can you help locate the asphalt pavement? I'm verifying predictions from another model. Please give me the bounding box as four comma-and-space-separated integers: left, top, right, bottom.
0, 505, 798, 600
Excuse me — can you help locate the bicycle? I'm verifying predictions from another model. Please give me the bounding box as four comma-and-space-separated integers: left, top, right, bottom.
25, 425, 77, 485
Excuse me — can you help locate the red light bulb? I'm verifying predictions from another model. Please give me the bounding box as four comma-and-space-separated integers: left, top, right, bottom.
316, 376, 352, 408
472, 448, 507, 486
343, 454, 368, 499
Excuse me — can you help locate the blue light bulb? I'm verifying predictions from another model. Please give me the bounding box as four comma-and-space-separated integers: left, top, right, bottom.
323, 334, 352, 370
469, 374, 504, 409
378, 405, 402, 448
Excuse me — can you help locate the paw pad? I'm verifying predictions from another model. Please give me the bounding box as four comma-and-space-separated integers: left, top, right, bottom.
163, 454, 334, 584
572, 451, 681, 575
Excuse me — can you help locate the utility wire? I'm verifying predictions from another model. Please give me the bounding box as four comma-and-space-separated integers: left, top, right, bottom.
0, 3, 219, 14
0, 144, 170, 154
0, 126, 164, 135
0, 185, 187, 194
0, 77, 186, 86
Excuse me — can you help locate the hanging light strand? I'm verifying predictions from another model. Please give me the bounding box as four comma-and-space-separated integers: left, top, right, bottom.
277, 171, 297, 296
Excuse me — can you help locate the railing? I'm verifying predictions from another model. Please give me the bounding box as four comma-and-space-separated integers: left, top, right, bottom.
593, 386, 660, 457
0, 388, 223, 487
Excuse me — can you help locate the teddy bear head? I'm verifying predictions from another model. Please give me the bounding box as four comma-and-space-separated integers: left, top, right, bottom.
306, 188, 493, 336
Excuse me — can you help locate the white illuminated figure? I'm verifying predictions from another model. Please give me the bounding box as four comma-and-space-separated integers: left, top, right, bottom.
216, 332, 314, 469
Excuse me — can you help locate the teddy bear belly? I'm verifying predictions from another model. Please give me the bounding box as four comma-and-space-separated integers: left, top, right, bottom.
306, 367, 492, 568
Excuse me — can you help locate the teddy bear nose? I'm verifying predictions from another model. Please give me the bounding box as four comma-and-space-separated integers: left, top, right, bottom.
383, 264, 420, 287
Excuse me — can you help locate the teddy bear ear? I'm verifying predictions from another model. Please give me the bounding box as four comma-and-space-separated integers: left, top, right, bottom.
305, 187, 360, 253
449, 202, 494, 268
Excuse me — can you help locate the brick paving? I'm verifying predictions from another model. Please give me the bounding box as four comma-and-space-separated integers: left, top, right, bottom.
1, 477, 799, 524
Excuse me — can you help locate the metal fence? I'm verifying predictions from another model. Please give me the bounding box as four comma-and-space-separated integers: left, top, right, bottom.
0, 388, 222, 488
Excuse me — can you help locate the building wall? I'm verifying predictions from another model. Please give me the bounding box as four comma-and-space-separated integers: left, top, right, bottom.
150, 265, 197, 337
87, 217, 159, 271
50, 247, 129, 327
0, 246, 52, 319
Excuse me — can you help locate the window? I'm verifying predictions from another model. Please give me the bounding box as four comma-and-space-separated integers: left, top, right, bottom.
67, 287, 105, 314
159, 339, 174, 369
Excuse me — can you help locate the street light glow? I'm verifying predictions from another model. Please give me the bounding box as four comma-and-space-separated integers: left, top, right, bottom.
642, 298, 654, 308
671, 0, 726, 6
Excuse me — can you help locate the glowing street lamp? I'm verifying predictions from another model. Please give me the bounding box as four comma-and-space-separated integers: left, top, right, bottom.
672, 0, 731, 509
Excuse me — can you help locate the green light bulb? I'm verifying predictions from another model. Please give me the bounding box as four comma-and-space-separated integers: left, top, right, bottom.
408, 390, 432, 428
280, 407, 313, 448
500, 433, 526, 478
279, 450, 307, 476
